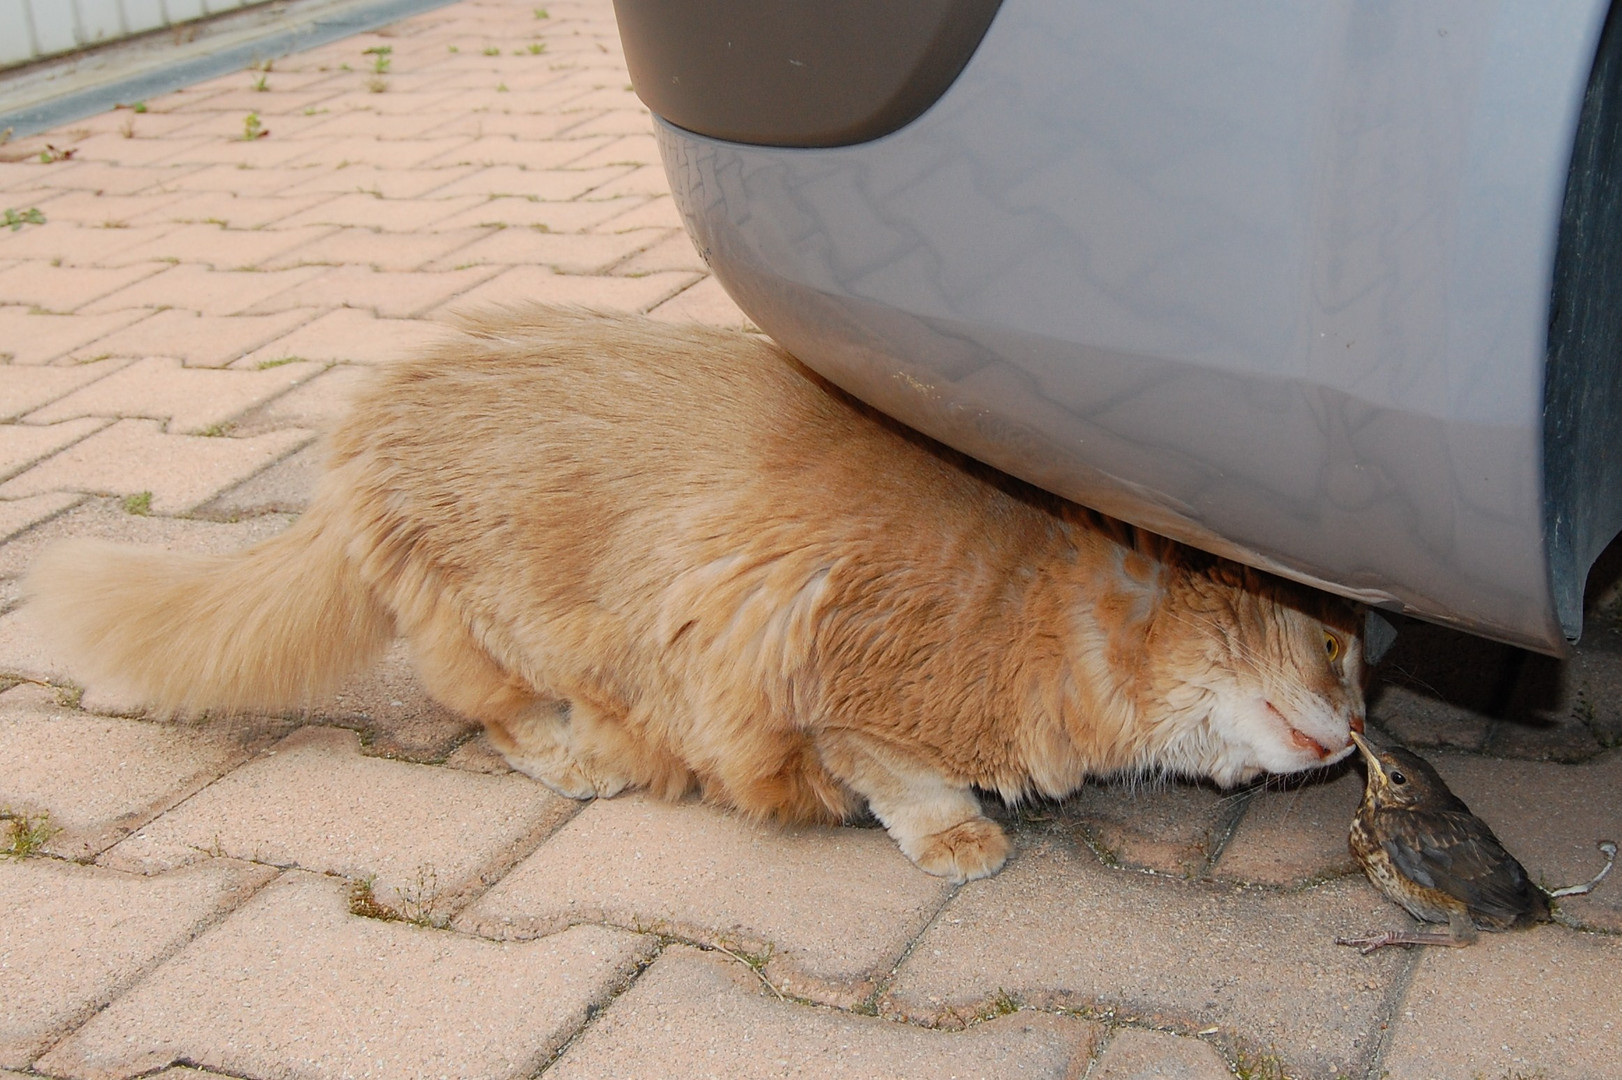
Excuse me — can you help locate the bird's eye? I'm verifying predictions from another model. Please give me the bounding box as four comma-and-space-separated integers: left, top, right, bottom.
1389, 769, 1407, 785
1324, 632, 1340, 661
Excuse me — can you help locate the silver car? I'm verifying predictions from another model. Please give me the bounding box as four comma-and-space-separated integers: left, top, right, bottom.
614, 0, 1622, 655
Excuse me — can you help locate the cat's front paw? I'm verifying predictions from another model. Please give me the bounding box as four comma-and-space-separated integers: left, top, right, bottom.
903, 817, 1010, 882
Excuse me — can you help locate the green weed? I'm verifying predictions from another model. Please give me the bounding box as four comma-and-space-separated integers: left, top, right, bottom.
122, 491, 153, 515
3, 207, 45, 230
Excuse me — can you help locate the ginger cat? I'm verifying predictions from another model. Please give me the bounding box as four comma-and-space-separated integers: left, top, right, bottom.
25, 306, 1366, 881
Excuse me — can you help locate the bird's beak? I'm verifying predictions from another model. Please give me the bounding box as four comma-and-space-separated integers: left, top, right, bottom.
1349, 730, 1378, 766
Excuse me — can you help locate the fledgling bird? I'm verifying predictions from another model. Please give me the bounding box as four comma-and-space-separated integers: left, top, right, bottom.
1337, 731, 1616, 953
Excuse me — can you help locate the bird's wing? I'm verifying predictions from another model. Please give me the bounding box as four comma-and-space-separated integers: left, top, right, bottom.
1377, 808, 1544, 927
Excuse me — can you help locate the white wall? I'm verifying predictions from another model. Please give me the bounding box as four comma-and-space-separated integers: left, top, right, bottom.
0, 0, 276, 68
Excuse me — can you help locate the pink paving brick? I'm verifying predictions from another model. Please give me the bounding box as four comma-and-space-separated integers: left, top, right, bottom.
74, 308, 320, 366
237, 306, 437, 366
0, 418, 313, 513
240, 263, 500, 317
416, 133, 616, 169
427, 193, 645, 232
421, 224, 659, 272
647, 275, 757, 329
101, 222, 340, 270
0, 491, 81, 544
0, 221, 179, 267
0, 261, 164, 312
278, 134, 475, 169
0, 357, 129, 419
262, 224, 491, 271
272, 190, 485, 230
77, 263, 329, 316
275, 163, 482, 200
26, 355, 324, 430
0, 308, 151, 364
428, 163, 635, 201
36, 873, 654, 1080
122, 190, 340, 230
159, 162, 327, 197
594, 192, 685, 230
4, 190, 190, 228
436, 264, 698, 314
0, 417, 108, 481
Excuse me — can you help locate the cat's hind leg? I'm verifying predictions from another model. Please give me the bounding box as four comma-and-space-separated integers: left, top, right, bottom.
817, 731, 1009, 882
401, 611, 633, 799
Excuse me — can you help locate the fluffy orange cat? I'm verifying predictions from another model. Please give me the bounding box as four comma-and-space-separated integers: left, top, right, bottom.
25, 306, 1367, 881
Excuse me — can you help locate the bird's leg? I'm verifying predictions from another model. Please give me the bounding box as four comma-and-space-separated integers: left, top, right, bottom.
1336, 909, 1478, 954
1545, 840, 1618, 899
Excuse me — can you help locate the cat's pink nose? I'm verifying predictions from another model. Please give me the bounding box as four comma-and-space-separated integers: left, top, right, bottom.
1350, 714, 1365, 734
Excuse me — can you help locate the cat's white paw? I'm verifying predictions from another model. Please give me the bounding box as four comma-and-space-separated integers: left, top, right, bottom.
902, 817, 1010, 883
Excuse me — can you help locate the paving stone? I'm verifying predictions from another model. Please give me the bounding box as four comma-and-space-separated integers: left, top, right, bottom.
546, 944, 1101, 1080
238, 305, 433, 366
586, 162, 681, 200
1503, 613, 1622, 755
418, 133, 616, 169
102, 222, 339, 270
882, 838, 1408, 1078
0, 857, 271, 1070
277, 163, 482, 200
103, 726, 573, 914
0, 261, 162, 312
596, 191, 690, 231
68, 308, 321, 367
160, 162, 322, 197
0, 418, 314, 514
0, 221, 179, 266
227, 362, 365, 435
17, 190, 190, 228
0, 496, 296, 579
614, 227, 708, 275
193, 440, 322, 518
273, 190, 485, 230
0, 491, 81, 544
1089, 1028, 1235, 1080
1055, 776, 1235, 877
1370, 616, 1519, 751
77, 263, 329, 316
1369, 683, 1493, 752
0, 358, 129, 420
1379, 925, 1622, 1080
35, 872, 655, 1080
458, 792, 951, 1006
439, 265, 698, 314
428, 193, 646, 232
0, 308, 150, 364
0, 417, 108, 482
1415, 750, 1622, 932
314, 639, 482, 762
26, 356, 325, 432
280, 135, 474, 169
123, 190, 339, 230
426, 163, 633, 200
559, 132, 661, 170
0, 682, 275, 858
240, 263, 500, 317
1213, 768, 1364, 886
261, 224, 489, 271
421, 224, 659, 271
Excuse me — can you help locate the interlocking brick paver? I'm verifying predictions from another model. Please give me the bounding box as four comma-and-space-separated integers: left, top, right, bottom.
1369, 683, 1493, 751
0, 858, 271, 1070
77, 263, 329, 316
1213, 769, 1363, 886
35, 872, 655, 1080
0, 358, 129, 419
0, 417, 108, 481
546, 945, 1101, 1080
15, 189, 190, 227
438, 264, 698, 314
0, 261, 163, 311
0, 491, 80, 545
276, 163, 482, 200
273, 190, 485, 230
262, 225, 490, 271
647, 274, 759, 329
26, 355, 325, 430
422, 223, 660, 271
559, 132, 661, 170
242, 263, 500, 316
456, 793, 951, 1006
316, 639, 483, 761
418, 133, 616, 169
158, 162, 322, 197
103, 223, 341, 270
0, 682, 275, 858
427, 193, 645, 232
1056, 777, 1234, 876
1090, 1028, 1237, 1080
193, 441, 322, 519
104, 306, 318, 363
0, 308, 150, 364
0, 418, 313, 513
238, 305, 435, 366
595, 191, 686, 230
584, 162, 680, 199
281, 135, 475, 170
425, 163, 633, 201
0, 221, 179, 266
882, 838, 1407, 1078
1, 161, 197, 197
103, 726, 574, 911
613, 227, 708, 274
230, 363, 369, 433
1379, 925, 1622, 1080
122, 190, 339, 230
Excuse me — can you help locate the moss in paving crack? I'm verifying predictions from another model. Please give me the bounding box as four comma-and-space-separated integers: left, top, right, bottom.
347, 875, 404, 922
2, 809, 59, 859
1232, 1044, 1288, 1080
122, 491, 153, 516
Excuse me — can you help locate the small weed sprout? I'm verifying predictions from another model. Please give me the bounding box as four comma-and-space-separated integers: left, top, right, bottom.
364, 45, 393, 74
2, 809, 59, 860
496, 82, 509, 92
1232, 1046, 1288, 1080
194, 422, 233, 438
533, 6, 549, 17
526, 42, 546, 54
37, 143, 75, 163
483, 45, 500, 56
3, 207, 46, 230
123, 491, 153, 516
241, 112, 267, 140
367, 77, 388, 94
132, 101, 148, 113
252, 74, 269, 92
256, 355, 303, 370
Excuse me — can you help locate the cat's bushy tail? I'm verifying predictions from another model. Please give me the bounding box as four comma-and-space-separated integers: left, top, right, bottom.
22, 498, 392, 714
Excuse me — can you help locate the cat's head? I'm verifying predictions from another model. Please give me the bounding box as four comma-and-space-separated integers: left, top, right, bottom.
1149, 562, 1367, 787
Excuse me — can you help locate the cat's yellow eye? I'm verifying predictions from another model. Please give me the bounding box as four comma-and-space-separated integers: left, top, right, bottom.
1324, 633, 1340, 662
